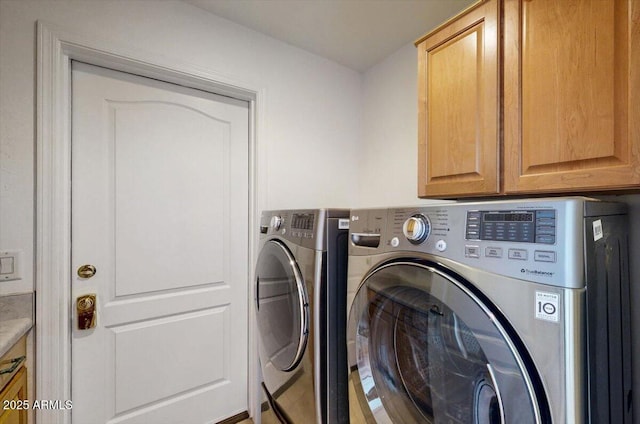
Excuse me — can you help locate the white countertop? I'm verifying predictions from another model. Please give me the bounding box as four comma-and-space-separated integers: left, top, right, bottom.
0, 318, 32, 357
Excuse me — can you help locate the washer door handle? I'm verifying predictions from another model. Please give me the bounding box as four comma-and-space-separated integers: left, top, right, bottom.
255, 277, 260, 311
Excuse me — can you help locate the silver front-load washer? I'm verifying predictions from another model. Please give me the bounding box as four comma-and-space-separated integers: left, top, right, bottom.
346, 198, 632, 423
255, 209, 350, 423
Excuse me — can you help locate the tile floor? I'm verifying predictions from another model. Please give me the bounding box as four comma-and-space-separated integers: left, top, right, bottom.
238, 372, 367, 424
239, 381, 366, 424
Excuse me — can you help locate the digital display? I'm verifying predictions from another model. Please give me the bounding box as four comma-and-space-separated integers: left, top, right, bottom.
466, 209, 555, 244
292, 213, 314, 230
483, 212, 533, 222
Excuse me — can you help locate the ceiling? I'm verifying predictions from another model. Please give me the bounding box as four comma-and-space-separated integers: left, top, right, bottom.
182, 0, 475, 72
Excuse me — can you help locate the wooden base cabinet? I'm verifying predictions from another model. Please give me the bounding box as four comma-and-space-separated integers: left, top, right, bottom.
0, 368, 27, 424
416, 0, 640, 198
0, 335, 28, 424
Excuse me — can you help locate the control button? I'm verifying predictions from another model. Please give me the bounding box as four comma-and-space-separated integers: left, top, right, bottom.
534, 250, 556, 263
508, 249, 528, 260
536, 210, 556, 219
390, 237, 400, 248
485, 247, 503, 258
466, 212, 481, 240
465, 245, 480, 258
536, 235, 556, 244
467, 211, 481, 221
270, 215, 283, 231
403, 214, 431, 244
466, 234, 480, 241
536, 226, 556, 236
466, 230, 479, 239
536, 218, 556, 227
435, 240, 447, 252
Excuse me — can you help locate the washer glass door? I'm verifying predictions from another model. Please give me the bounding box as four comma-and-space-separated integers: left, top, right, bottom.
256, 239, 309, 372
348, 262, 545, 424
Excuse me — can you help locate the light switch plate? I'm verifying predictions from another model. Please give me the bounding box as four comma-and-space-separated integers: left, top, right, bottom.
0, 250, 21, 281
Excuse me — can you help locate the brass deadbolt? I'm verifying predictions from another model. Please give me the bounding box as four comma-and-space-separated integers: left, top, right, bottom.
77, 264, 96, 279
77, 294, 97, 330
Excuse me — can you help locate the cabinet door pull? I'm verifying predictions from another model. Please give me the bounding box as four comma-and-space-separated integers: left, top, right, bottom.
0, 355, 25, 375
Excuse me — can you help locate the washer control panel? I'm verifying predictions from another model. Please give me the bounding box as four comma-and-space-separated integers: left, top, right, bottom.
348, 198, 613, 288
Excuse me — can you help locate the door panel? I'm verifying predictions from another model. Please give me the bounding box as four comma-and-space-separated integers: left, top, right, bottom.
113, 309, 226, 413
113, 103, 227, 295
71, 62, 249, 424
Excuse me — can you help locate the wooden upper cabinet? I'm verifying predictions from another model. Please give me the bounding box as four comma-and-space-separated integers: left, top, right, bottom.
416, 0, 499, 197
504, 0, 640, 193
417, 0, 640, 198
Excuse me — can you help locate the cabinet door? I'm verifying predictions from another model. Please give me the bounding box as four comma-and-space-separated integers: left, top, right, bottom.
416, 0, 499, 197
0, 367, 27, 424
504, 0, 640, 193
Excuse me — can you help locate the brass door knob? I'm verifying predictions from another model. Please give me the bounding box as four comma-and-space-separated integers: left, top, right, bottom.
77, 264, 96, 279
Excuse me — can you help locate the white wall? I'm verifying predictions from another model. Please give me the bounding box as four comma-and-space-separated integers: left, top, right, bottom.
358, 43, 418, 207
0, 0, 362, 295
358, 42, 448, 208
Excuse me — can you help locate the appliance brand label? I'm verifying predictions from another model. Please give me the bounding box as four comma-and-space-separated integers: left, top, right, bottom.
521, 268, 554, 277
535, 291, 559, 323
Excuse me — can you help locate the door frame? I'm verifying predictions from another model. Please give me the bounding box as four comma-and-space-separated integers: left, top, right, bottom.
36, 21, 265, 424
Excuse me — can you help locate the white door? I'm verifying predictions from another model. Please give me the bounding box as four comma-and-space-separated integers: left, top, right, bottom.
71, 62, 249, 424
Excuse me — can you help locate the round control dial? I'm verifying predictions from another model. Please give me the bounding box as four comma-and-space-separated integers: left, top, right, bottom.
270, 215, 283, 231
403, 214, 431, 244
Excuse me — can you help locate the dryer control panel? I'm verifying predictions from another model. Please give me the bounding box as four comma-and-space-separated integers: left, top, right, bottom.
260, 209, 350, 251
260, 210, 320, 250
